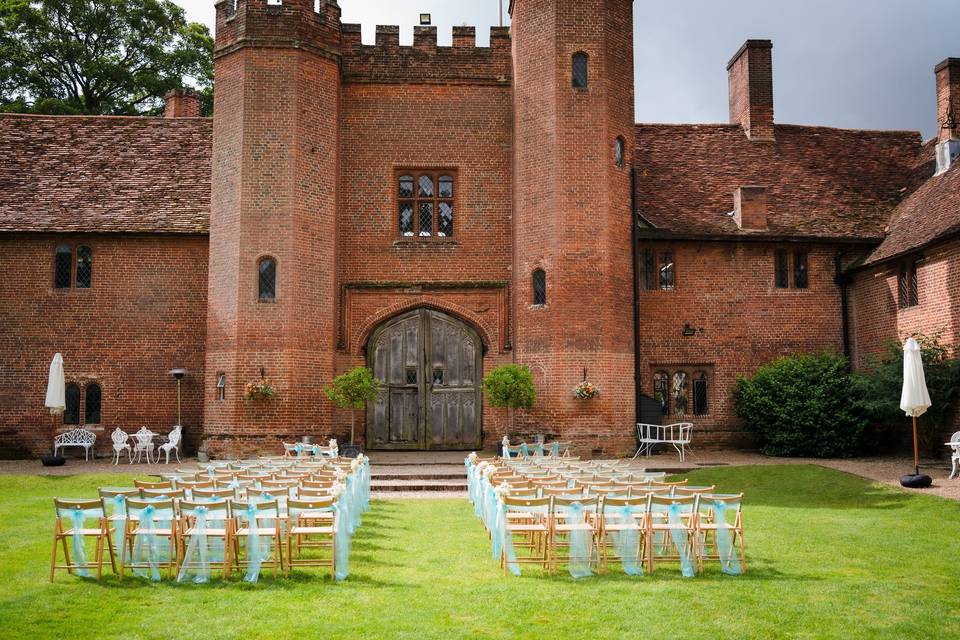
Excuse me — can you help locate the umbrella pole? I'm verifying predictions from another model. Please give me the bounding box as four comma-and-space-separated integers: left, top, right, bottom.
912, 415, 919, 476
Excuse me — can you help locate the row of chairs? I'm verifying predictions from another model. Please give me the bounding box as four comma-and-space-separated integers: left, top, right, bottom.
467, 456, 746, 578
50, 456, 371, 583
494, 492, 745, 577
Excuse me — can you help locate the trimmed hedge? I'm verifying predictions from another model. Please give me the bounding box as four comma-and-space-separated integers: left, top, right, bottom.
733, 353, 867, 457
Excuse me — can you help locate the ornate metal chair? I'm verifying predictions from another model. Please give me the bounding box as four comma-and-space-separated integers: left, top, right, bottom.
131, 426, 156, 464
159, 425, 182, 464
111, 428, 132, 465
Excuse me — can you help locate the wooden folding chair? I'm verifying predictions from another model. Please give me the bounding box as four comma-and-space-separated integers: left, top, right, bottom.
177, 499, 233, 581
549, 496, 600, 575
192, 487, 238, 502
285, 498, 337, 578
134, 479, 173, 491
697, 493, 746, 575
499, 496, 551, 574
119, 498, 179, 580
50, 498, 113, 582
647, 493, 699, 576
230, 499, 283, 579
598, 495, 649, 573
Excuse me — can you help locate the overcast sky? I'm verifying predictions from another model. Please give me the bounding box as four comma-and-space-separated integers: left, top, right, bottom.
174, 0, 960, 140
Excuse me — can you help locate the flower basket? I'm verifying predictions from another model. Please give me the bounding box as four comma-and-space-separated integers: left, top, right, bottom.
573, 380, 598, 400
244, 377, 277, 402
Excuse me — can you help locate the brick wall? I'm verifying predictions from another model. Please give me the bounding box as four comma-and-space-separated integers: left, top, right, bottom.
638, 241, 852, 447
0, 233, 208, 458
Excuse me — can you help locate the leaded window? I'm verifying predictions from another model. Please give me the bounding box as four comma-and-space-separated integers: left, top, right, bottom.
615, 137, 626, 168
217, 373, 226, 401
774, 249, 789, 288
693, 372, 708, 416
653, 371, 669, 415
76, 246, 93, 289
659, 251, 675, 291
572, 52, 589, 89
55, 245, 72, 289
64, 383, 80, 425
84, 382, 101, 424
794, 249, 809, 289
398, 171, 455, 238
258, 257, 277, 301
672, 371, 689, 417
899, 259, 919, 308
532, 269, 547, 306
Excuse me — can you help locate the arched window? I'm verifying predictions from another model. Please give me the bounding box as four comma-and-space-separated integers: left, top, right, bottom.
693, 372, 708, 416
217, 373, 226, 401
614, 136, 626, 168
652, 371, 669, 415
64, 383, 80, 425
258, 257, 276, 301
76, 246, 93, 288
84, 383, 101, 424
55, 245, 72, 289
572, 52, 589, 89
532, 269, 547, 306
672, 371, 689, 417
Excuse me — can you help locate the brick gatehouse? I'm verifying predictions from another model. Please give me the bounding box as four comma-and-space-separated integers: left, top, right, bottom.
1, 0, 958, 458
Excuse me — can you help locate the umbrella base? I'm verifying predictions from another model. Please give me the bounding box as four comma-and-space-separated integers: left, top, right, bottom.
900, 473, 932, 489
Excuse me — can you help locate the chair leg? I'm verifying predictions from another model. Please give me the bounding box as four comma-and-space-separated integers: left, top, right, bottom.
60, 530, 73, 575
176, 448, 181, 463
49, 529, 60, 583
951, 458, 958, 480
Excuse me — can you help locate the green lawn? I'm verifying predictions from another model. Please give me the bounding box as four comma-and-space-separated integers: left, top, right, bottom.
0, 465, 957, 639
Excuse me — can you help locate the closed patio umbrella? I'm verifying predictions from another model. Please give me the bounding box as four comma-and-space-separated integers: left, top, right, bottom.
45, 353, 65, 416
900, 337, 932, 488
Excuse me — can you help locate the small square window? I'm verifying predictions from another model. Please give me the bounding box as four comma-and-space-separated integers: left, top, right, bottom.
406, 368, 417, 385
433, 369, 444, 385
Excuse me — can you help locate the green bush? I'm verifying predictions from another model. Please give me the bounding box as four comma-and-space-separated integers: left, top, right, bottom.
852, 332, 960, 454
733, 353, 867, 457
482, 364, 536, 410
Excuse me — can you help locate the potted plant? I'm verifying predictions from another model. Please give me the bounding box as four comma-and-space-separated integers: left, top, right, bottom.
324, 366, 380, 456
482, 364, 537, 444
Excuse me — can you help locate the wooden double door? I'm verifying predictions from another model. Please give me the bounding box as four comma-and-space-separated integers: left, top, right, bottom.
366, 309, 483, 450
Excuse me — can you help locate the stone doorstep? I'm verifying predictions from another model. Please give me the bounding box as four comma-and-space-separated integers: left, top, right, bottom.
372, 479, 468, 492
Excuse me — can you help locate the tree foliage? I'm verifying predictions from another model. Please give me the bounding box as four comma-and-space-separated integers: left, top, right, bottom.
325, 367, 380, 411
852, 332, 960, 454
482, 365, 536, 411
733, 353, 868, 458
0, 0, 212, 115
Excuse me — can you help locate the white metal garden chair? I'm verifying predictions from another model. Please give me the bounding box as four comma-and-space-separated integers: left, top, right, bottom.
131, 427, 156, 464
159, 425, 182, 464
947, 431, 960, 479
111, 428, 132, 465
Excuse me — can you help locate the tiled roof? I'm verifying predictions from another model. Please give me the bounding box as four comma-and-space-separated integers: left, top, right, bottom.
633, 123, 924, 241
863, 150, 960, 265
0, 113, 211, 234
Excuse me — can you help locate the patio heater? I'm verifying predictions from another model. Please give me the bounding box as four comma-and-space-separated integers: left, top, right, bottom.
168, 368, 187, 426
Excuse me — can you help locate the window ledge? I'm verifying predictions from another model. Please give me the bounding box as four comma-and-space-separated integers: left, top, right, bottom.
56, 425, 104, 433
393, 240, 460, 249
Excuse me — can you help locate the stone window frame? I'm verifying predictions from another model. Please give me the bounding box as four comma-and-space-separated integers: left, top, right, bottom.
396, 168, 458, 241
638, 245, 677, 292
652, 366, 712, 418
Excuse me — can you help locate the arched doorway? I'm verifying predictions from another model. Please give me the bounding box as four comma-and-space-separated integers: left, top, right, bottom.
366, 308, 483, 450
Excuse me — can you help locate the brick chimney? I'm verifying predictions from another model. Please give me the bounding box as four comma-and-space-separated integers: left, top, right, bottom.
734, 186, 768, 230
728, 40, 775, 141
163, 88, 201, 118
936, 58, 960, 142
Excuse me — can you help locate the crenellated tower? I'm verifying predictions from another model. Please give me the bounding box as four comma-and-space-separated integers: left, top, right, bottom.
510, 0, 636, 454
204, 0, 342, 456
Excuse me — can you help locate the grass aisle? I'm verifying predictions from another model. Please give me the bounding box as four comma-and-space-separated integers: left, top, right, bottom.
0, 465, 958, 639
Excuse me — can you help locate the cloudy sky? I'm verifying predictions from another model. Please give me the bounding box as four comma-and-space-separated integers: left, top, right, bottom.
174, 0, 960, 140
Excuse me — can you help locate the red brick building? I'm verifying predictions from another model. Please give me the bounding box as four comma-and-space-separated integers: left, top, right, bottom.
0, 0, 958, 458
